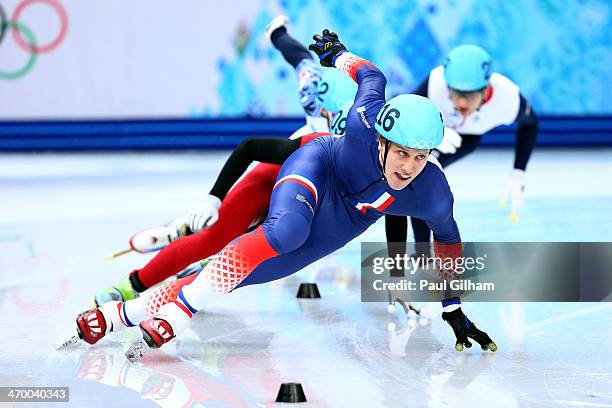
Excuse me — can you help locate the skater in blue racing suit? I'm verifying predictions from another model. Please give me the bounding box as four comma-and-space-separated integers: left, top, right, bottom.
133, 30, 497, 355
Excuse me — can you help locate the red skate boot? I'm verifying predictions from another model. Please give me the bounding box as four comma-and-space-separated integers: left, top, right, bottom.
124, 318, 175, 362
75, 308, 109, 345
57, 302, 124, 351
140, 318, 175, 349
125, 302, 192, 362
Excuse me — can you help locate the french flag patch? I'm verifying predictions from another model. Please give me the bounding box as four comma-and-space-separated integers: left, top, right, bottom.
355, 192, 395, 213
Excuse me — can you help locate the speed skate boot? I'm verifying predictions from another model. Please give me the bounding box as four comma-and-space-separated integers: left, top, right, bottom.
176, 258, 210, 280
140, 319, 175, 350
58, 302, 129, 351
387, 276, 421, 317
94, 275, 138, 306
126, 302, 191, 362
129, 216, 190, 254
264, 15, 289, 42
76, 308, 108, 345
74, 302, 124, 346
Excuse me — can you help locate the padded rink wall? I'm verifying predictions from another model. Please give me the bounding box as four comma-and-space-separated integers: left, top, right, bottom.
0, 117, 611, 151
0, 0, 610, 150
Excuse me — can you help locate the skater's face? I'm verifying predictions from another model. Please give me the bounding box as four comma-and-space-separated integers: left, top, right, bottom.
378, 139, 430, 190
448, 86, 488, 117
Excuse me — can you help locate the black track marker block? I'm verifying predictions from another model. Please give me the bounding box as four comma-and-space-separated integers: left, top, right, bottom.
276, 382, 307, 403
296, 283, 321, 299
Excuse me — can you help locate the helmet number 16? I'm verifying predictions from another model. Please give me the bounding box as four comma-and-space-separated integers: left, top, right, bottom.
376, 103, 401, 132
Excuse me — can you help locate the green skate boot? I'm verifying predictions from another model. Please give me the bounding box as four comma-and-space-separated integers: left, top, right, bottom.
94, 275, 138, 306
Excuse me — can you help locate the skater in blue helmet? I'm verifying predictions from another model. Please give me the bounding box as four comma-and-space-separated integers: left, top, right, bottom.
96, 30, 497, 360
386, 44, 538, 270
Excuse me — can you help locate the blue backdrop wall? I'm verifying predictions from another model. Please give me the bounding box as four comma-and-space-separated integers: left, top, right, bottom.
0, 0, 610, 149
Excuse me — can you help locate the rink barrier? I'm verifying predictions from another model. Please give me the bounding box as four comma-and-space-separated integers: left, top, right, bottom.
0, 116, 610, 151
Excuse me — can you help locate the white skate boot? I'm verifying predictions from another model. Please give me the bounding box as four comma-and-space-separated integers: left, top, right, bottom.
264, 15, 289, 42
129, 216, 190, 254
387, 275, 421, 318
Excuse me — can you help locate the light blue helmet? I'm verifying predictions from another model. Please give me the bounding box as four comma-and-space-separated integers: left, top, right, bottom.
329, 107, 349, 135
375, 94, 444, 149
316, 68, 358, 114
443, 44, 492, 92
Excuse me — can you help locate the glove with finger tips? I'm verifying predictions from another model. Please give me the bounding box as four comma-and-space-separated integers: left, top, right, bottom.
308, 29, 346, 67
499, 169, 525, 223
435, 127, 462, 155
187, 195, 222, 233
442, 307, 497, 352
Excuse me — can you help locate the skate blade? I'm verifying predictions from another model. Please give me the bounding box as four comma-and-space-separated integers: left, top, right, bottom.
56, 334, 81, 351
393, 299, 421, 316
408, 304, 421, 315
125, 339, 148, 362
107, 247, 133, 260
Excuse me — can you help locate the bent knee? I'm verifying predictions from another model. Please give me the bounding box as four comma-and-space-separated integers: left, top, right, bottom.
262, 211, 311, 254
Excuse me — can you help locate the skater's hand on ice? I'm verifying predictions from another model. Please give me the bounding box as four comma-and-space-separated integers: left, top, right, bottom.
499, 169, 525, 223
309, 29, 346, 67
187, 195, 222, 232
442, 307, 497, 352
435, 127, 462, 155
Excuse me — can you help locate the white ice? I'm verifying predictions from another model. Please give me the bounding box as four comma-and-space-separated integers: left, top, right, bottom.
0, 147, 611, 407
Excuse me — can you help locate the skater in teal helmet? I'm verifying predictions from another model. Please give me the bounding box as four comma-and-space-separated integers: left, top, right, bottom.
385, 44, 538, 274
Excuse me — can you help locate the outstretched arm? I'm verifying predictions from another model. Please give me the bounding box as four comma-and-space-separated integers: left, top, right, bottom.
309, 29, 386, 140
513, 94, 538, 171
429, 193, 496, 353
499, 94, 539, 222
340, 52, 386, 137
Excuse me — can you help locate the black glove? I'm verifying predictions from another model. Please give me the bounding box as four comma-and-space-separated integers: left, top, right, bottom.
308, 29, 346, 67
442, 308, 497, 352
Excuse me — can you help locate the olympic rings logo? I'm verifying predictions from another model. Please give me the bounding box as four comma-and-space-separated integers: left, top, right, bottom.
0, 0, 68, 80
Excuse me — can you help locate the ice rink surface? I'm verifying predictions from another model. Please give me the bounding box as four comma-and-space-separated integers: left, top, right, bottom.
1, 147, 612, 407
